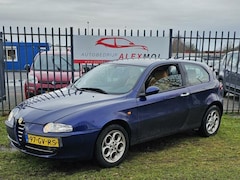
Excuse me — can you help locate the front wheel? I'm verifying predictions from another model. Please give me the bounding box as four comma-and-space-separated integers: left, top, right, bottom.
95, 124, 129, 168
199, 105, 222, 137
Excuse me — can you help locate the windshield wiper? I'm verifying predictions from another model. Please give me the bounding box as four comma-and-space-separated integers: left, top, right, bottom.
82, 87, 108, 94
75, 87, 108, 94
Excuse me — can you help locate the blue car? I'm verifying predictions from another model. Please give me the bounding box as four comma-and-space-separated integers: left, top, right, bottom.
5, 59, 223, 167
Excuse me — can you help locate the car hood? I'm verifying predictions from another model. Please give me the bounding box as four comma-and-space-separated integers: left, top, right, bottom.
17, 87, 124, 124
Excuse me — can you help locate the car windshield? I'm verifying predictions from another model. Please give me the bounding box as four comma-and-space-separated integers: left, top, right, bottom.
73, 63, 146, 94
33, 54, 80, 71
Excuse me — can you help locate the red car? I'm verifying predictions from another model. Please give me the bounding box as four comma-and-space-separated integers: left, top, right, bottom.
96, 37, 148, 51
24, 50, 82, 99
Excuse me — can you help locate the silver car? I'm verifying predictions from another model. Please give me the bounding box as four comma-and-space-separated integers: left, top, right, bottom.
218, 51, 240, 95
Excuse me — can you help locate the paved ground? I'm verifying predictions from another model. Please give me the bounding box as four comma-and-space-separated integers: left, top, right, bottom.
1, 71, 27, 113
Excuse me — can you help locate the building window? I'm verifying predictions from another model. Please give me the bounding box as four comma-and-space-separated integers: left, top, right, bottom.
4, 46, 18, 62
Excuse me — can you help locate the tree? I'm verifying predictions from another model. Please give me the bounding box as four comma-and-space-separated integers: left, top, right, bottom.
172, 37, 197, 53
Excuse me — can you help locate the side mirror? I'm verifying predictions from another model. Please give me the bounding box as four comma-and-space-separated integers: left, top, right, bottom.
138, 86, 159, 101
24, 64, 31, 72
146, 86, 160, 95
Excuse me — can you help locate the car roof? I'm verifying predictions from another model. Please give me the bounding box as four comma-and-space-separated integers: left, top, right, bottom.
107, 58, 205, 67
108, 59, 163, 66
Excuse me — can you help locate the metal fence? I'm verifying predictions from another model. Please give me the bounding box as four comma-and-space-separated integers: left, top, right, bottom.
1, 26, 240, 115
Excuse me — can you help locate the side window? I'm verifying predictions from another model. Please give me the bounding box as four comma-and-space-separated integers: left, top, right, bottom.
183, 63, 209, 85
226, 52, 235, 68
232, 54, 238, 67
146, 64, 183, 92
226, 55, 232, 66
225, 52, 240, 72
221, 55, 227, 67
230, 53, 239, 72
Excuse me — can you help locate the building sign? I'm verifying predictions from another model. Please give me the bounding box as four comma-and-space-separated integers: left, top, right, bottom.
73, 35, 170, 64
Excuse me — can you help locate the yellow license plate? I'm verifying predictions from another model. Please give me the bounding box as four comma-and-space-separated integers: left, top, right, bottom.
27, 134, 59, 147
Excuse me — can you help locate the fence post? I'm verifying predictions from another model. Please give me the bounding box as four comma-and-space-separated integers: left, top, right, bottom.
169, 29, 173, 58
70, 27, 75, 83
0, 31, 6, 103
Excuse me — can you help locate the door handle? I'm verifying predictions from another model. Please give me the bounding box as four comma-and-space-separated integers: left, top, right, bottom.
180, 92, 190, 97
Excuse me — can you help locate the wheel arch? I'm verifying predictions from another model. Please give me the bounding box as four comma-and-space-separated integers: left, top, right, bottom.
93, 119, 132, 152
100, 119, 131, 140
207, 101, 223, 116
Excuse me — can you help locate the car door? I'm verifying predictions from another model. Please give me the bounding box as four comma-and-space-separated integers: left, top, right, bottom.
136, 64, 191, 142
224, 52, 240, 93
180, 62, 213, 127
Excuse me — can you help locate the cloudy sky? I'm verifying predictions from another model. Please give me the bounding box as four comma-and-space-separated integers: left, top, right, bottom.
0, 0, 240, 33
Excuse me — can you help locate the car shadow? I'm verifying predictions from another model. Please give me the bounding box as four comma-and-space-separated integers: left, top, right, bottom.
129, 130, 200, 154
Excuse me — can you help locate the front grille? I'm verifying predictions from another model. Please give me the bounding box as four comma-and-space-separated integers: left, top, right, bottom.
14, 118, 59, 156
25, 144, 58, 155
16, 118, 25, 144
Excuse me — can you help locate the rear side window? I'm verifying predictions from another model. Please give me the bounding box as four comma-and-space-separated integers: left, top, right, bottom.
183, 63, 210, 85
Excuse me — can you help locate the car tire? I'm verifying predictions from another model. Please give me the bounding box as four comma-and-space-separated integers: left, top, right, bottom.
95, 124, 129, 168
199, 105, 222, 137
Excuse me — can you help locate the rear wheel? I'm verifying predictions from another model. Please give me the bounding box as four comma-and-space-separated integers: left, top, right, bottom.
95, 124, 129, 168
199, 105, 221, 137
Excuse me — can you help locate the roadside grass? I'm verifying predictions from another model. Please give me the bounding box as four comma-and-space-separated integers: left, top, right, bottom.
0, 114, 239, 180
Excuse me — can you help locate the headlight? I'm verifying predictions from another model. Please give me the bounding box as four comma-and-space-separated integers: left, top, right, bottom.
6, 108, 19, 128
28, 75, 38, 83
7, 111, 14, 122
43, 123, 73, 133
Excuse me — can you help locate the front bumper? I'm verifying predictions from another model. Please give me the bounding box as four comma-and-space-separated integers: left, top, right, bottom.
6, 123, 100, 160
